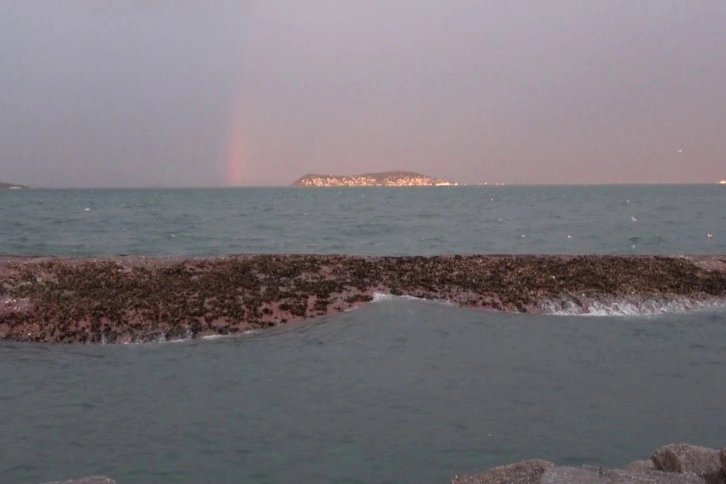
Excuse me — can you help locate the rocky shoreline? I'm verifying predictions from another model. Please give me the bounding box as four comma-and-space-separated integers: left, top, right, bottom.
452, 443, 726, 483
38, 444, 726, 483
1, 254, 725, 344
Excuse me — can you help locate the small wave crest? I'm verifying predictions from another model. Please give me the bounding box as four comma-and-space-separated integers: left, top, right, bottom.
372, 292, 427, 303
201, 334, 234, 340
541, 297, 724, 316
371, 292, 454, 305
201, 330, 259, 340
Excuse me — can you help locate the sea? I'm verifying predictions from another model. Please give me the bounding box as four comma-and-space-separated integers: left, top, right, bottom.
0, 185, 725, 483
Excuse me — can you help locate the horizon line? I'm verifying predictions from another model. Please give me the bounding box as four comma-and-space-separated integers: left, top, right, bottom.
6, 181, 725, 190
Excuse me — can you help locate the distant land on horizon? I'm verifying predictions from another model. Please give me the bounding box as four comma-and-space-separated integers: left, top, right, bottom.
2, 178, 724, 189
291, 171, 458, 187
0, 180, 28, 189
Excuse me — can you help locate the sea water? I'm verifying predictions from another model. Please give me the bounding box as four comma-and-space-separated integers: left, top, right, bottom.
0, 185, 725, 483
1, 185, 724, 256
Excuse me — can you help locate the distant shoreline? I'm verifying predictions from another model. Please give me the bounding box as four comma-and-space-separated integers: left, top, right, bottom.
291, 171, 458, 187
2, 182, 725, 189
0, 181, 28, 189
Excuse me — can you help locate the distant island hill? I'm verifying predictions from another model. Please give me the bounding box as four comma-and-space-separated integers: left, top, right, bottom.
292, 171, 458, 187
0, 180, 28, 189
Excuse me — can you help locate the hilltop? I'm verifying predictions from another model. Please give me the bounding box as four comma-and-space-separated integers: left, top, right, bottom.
292, 171, 457, 187
0, 180, 28, 189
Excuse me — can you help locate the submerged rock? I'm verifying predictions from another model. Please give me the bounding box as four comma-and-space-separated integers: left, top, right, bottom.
41, 477, 115, 484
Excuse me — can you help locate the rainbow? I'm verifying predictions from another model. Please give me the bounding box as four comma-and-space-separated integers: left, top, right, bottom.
225, 89, 245, 187
222, 1, 264, 187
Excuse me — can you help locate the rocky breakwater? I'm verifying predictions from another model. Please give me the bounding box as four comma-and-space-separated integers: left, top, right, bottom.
1, 254, 725, 344
35, 444, 726, 483
452, 443, 726, 483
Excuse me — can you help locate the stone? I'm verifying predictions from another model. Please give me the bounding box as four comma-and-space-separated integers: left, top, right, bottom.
651, 444, 721, 477
451, 459, 554, 484
540, 466, 704, 483
41, 477, 116, 484
624, 460, 656, 472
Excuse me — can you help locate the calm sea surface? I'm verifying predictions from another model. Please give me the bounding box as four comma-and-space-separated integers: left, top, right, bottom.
1, 185, 725, 483
1, 185, 724, 256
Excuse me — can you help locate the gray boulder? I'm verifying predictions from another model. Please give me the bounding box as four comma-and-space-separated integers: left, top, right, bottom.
540, 466, 704, 483
452, 443, 726, 484
651, 443, 724, 483
451, 459, 555, 483
623, 460, 656, 473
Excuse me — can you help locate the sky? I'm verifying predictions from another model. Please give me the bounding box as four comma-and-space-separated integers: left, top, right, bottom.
1, 0, 725, 187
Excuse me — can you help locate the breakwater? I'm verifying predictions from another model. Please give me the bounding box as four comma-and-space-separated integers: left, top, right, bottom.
452, 443, 726, 483
37, 444, 726, 483
1, 254, 725, 343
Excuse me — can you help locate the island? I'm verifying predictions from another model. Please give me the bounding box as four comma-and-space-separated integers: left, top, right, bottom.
0, 180, 28, 189
291, 171, 458, 187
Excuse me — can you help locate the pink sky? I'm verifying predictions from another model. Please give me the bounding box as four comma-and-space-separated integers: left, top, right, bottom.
1, 1, 725, 187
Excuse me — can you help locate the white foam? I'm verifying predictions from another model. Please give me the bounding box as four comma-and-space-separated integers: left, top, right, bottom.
371, 292, 395, 303
372, 292, 427, 303
201, 330, 258, 340
370, 292, 454, 306
541, 297, 724, 317
201, 334, 234, 340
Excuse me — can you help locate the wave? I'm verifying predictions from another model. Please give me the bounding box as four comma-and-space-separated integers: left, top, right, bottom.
200, 334, 235, 340
115, 329, 260, 345
200, 329, 261, 341
372, 292, 725, 317
540, 297, 725, 316
372, 292, 427, 303
371, 292, 454, 305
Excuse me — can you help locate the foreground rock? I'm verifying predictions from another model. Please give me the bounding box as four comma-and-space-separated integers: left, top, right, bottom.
452, 459, 554, 483
28, 444, 726, 483
453, 443, 726, 483
1, 254, 725, 343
